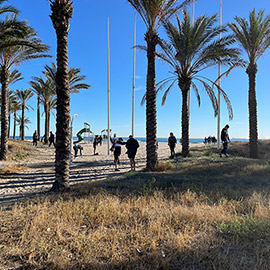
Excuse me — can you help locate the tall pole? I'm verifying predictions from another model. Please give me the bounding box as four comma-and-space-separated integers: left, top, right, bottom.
132, 13, 136, 137
217, 0, 222, 149
187, 0, 195, 118
107, 18, 111, 155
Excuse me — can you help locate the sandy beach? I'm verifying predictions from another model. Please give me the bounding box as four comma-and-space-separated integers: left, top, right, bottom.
0, 140, 204, 203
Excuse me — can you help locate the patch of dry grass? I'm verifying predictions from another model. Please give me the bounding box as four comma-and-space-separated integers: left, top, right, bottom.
7, 140, 36, 161
0, 140, 270, 269
0, 164, 29, 175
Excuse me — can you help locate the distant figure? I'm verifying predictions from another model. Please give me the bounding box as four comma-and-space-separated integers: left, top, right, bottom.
110, 133, 117, 151
207, 136, 211, 144
32, 130, 38, 146
98, 135, 103, 146
41, 134, 45, 143
73, 143, 83, 157
113, 137, 125, 171
211, 136, 217, 144
93, 135, 99, 155
220, 124, 230, 157
126, 135, 139, 171
49, 131, 55, 147
168, 132, 177, 158
204, 137, 207, 144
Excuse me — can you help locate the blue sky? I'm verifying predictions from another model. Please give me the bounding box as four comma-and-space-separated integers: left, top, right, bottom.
8, 0, 270, 139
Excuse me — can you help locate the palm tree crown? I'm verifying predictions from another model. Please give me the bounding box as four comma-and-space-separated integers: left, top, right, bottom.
156, 12, 242, 156
228, 9, 270, 158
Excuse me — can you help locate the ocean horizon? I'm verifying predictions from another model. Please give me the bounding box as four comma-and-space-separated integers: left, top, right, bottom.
13, 136, 249, 143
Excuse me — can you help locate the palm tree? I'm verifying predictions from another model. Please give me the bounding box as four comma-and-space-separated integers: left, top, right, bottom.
29, 76, 52, 142
49, 0, 73, 190
155, 12, 242, 157
40, 78, 55, 144
0, 16, 50, 160
43, 62, 90, 93
14, 88, 34, 140
9, 99, 20, 139
8, 70, 23, 138
127, 0, 190, 170
16, 115, 31, 138
228, 9, 270, 158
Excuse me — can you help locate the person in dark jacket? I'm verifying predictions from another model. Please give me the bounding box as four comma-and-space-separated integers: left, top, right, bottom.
126, 135, 139, 171
220, 124, 230, 157
168, 132, 177, 158
113, 137, 125, 171
32, 130, 38, 146
93, 135, 99, 155
49, 131, 55, 147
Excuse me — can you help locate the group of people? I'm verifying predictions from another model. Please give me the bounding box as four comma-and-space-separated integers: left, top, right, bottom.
32, 131, 55, 147
203, 136, 217, 144
110, 134, 140, 171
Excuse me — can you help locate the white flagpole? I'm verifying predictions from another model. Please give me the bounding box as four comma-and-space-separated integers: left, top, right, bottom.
217, 0, 222, 149
187, 0, 195, 118
132, 13, 136, 137
107, 18, 111, 155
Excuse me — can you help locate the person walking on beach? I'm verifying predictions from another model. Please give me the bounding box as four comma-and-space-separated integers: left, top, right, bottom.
168, 132, 177, 158
49, 131, 55, 147
32, 130, 38, 146
93, 135, 99, 155
220, 124, 230, 157
126, 135, 139, 171
113, 137, 125, 171
110, 133, 117, 151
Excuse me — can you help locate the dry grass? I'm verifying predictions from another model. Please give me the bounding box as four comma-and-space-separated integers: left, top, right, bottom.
7, 139, 36, 161
0, 141, 270, 269
0, 164, 29, 175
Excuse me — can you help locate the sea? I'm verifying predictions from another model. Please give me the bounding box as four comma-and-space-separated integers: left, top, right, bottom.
15, 136, 249, 143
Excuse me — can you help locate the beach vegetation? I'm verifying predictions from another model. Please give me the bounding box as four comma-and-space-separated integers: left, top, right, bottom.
49, 0, 74, 191
127, 0, 191, 171
14, 88, 34, 140
228, 9, 270, 158
0, 15, 50, 160
155, 11, 243, 157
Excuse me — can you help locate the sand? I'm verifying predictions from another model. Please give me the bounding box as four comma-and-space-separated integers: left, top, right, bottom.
0, 140, 204, 203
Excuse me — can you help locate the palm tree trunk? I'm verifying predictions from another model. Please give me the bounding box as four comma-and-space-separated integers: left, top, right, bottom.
13, 111, 16, 139
47, 110, 50, 140
37, 95, 40, 140
246, 63, 258, 158
180, 82, 190, 157
50, 0, 73, 190
21, 103, 25, 140
145, 30, 158, 171
0, 67, 9, 160
8, 112, 10, 139
44, 102, 49, 144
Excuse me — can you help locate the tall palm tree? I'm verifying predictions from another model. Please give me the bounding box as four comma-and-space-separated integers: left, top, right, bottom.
155, 12, 242, 157
8, 70, 23, 138
0, 16, 50, 160
16, 115, 31, 138
29, 76, 52, 142
40, 78, 55, 144
43, 62, 90, 93
49, 0, 73, 190
228, 9, 270, 158
9, 99, 20, 139
14, 88, 34, 140
127, 0, 190, 170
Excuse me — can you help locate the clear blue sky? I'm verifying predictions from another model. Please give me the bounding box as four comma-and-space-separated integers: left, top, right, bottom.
8, 0, 270, 139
